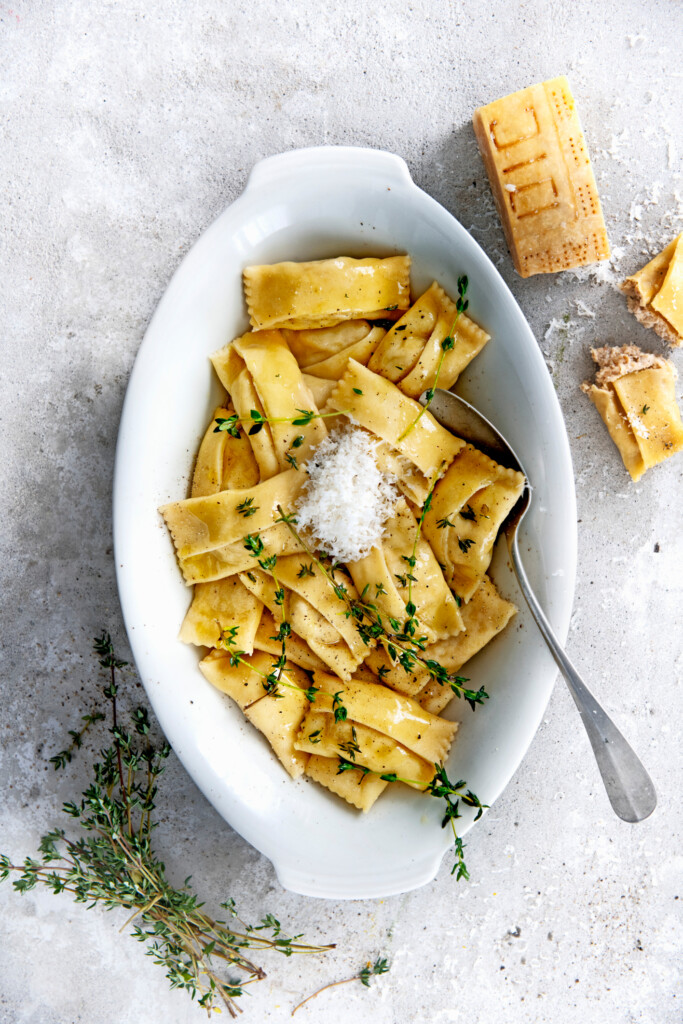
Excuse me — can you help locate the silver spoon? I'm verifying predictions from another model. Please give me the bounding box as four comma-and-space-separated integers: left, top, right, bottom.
422, 388, 657, 823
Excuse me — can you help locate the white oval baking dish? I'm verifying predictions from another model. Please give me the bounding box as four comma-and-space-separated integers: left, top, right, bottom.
114, 146, 576, 899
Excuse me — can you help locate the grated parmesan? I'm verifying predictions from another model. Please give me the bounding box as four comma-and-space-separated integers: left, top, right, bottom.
295, 426, 398, 563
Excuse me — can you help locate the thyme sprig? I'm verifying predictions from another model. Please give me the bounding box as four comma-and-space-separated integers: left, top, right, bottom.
397, 275, 469, 442
337, 757, 486, 878
241, 534, 293, 690
49, 710, 106, 771
274, 507, 488, 710
214, 408, 347, 439
291, 955, 390, 1016
332, 691, 348, 723
236, 497, 259, 518
0, 633, 333, 1017
217, 626, 319, 704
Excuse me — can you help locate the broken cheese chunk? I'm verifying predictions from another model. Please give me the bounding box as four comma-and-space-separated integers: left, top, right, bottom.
473, 76, 610, 277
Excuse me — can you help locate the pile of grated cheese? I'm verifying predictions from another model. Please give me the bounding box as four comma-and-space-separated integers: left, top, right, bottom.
295, 426, 398, 563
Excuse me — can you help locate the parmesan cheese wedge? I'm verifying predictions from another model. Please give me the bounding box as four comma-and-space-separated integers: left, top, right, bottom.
473, 76, 610, 277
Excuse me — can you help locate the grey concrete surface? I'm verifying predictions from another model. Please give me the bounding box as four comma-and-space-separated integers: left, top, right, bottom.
1, 2, 681, 1022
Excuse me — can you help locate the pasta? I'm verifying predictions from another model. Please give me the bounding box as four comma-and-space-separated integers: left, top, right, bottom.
199, 650, 310, 778
178, 523, 303, 585
305, 754, 388, 812
179, 577, 263, 650
422, 446, 525, 601
347, 497, 463, 644
253, 610, 328, 673
281, 321, 386, 378
364, 575, 516, 702
294, 711, 437, 789
211, 331, 327, 474
160, 470, 304, 563
311, 672, 458, 764
244, 256, 411, 329
159, 251, 522, 816
582, 345, 683, 480
620, 235, 683, 347
327, 360, 464, 485
191, 406, 259, 497
239, 566, 365, 679
368, 282, 490, 397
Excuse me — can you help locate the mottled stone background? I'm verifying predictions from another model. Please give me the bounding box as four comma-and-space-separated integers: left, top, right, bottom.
1, 2, 681, 1022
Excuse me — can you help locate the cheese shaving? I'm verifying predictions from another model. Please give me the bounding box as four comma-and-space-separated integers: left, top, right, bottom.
296, 426, 398, 563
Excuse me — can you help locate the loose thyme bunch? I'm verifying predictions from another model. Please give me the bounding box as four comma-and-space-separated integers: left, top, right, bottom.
0, 633, 333, 1017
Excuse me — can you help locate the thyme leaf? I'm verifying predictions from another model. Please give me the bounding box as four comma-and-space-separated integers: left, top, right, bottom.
236, 497, 259, 518
332, 692, 348, 723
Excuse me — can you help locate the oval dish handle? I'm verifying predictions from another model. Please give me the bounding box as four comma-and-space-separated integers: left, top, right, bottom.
245, 145, 413, 193
274, 851, 444, 900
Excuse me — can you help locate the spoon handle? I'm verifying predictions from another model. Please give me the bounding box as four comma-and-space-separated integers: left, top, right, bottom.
508, 530, 657, 823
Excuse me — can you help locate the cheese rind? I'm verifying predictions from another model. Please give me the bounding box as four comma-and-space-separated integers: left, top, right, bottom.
473, 76, 610, 277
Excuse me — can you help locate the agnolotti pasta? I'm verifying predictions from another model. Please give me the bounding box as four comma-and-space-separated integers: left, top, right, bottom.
253, 610, 328, 673
191, 406, 260, 497
294, 710, 437, 789
327, 360, 464, 486
281, 320, 386, 379
211, 331, 327, 475
313, 672, 458, 764
160, 248, 522, 817
416, 577, 517, 715
582, 345, 683, 481
244, 256, 411, 330
179, 523, 304, 585
199, 650, 310, 778
160, 470, 304, 564
183, 420, 262, 645
363, 576, 516, 701
368, 282, 490, 398
179, 577, 263, 650
621, 235, 683, 347
305, 754, 389, 812
239, 568, 363, 680
246, 556, 369, 677
422, 446, 525, 601
348, 497, 463, 644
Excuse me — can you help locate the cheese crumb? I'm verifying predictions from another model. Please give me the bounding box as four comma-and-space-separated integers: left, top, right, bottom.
296, 426, 398, 563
